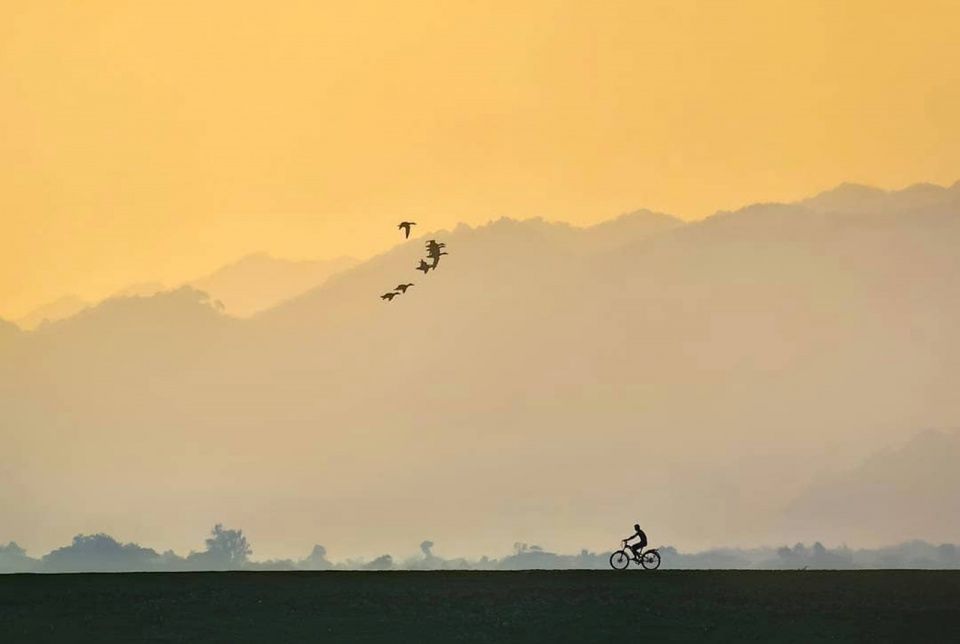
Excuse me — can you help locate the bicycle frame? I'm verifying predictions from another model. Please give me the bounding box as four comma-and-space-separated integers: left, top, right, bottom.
610, 544, 661, 570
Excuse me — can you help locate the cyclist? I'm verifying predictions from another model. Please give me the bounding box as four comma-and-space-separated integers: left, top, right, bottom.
622, 523, 648, 561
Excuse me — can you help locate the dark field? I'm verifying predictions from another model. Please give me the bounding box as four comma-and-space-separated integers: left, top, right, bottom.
2, 571, 958, 643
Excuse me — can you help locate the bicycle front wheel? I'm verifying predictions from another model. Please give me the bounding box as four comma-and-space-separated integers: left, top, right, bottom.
609, 550, 631, 570
641, 550, 661, 570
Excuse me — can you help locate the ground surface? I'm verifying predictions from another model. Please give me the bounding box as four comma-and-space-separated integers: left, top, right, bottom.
1, 570, 958, 642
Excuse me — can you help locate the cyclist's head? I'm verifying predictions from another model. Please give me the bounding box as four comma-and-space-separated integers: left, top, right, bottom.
634, 523, 641, 531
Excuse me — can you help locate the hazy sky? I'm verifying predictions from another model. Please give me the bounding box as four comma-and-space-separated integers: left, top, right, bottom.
2, 0, 958, 318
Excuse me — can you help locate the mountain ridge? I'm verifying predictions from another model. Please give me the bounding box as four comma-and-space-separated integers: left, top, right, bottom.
10, 180, 957, 330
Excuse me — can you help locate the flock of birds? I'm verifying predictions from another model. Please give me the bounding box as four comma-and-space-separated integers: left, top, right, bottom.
380, 221, 449, 301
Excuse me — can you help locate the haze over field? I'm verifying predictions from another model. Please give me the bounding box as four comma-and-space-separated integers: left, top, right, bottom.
2, 182, 958, 560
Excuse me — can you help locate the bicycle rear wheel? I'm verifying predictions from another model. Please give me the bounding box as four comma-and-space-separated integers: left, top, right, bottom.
609, 550, 630, 570
641, 550, 661, 570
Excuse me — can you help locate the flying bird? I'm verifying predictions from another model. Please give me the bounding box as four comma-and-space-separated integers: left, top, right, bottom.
427, 245, 449, 268
381, 292, 399, 301
428, 251, 448, 269
424, 240, 448, 268
416, 260, 432, 274
398, 221, 416, 238
395, 283, 414, 293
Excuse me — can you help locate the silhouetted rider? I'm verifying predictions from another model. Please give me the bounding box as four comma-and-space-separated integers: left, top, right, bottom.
623, 523, 647, 560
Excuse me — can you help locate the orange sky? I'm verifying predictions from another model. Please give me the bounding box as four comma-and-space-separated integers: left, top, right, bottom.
2, 0, 958, 319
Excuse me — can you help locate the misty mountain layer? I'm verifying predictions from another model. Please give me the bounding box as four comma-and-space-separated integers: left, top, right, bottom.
13, 254, 360, 328
2, 182, 958, 559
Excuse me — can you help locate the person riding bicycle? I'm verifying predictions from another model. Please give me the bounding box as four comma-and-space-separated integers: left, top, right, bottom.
622, 523, 648, 561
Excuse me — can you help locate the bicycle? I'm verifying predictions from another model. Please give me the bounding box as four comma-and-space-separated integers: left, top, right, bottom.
609, 542, 661, 570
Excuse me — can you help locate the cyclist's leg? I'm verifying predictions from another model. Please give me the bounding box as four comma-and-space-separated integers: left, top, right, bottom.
629, 543, 643, 560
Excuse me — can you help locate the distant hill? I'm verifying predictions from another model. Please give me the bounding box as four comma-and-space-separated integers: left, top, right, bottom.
16, 295, 90, 330
801, 180, 960, 215
189, 253, 358, 317
782, 430, 960, 545
2, 181, 958, 557
575, 209, 683, 254
0, 318, 20, 347
13, 255, 358, 329
111, 282, 166, 299
16, 285, 170, 330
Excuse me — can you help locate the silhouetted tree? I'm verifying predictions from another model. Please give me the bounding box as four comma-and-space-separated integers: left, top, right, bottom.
206, 524, 251, 566
300, 545, 332, 570
0, 541, 37, 573
364, 554, 393, 570
420, 540, 434, 557
186, 524, 251, 570
41, 534, 163, 572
